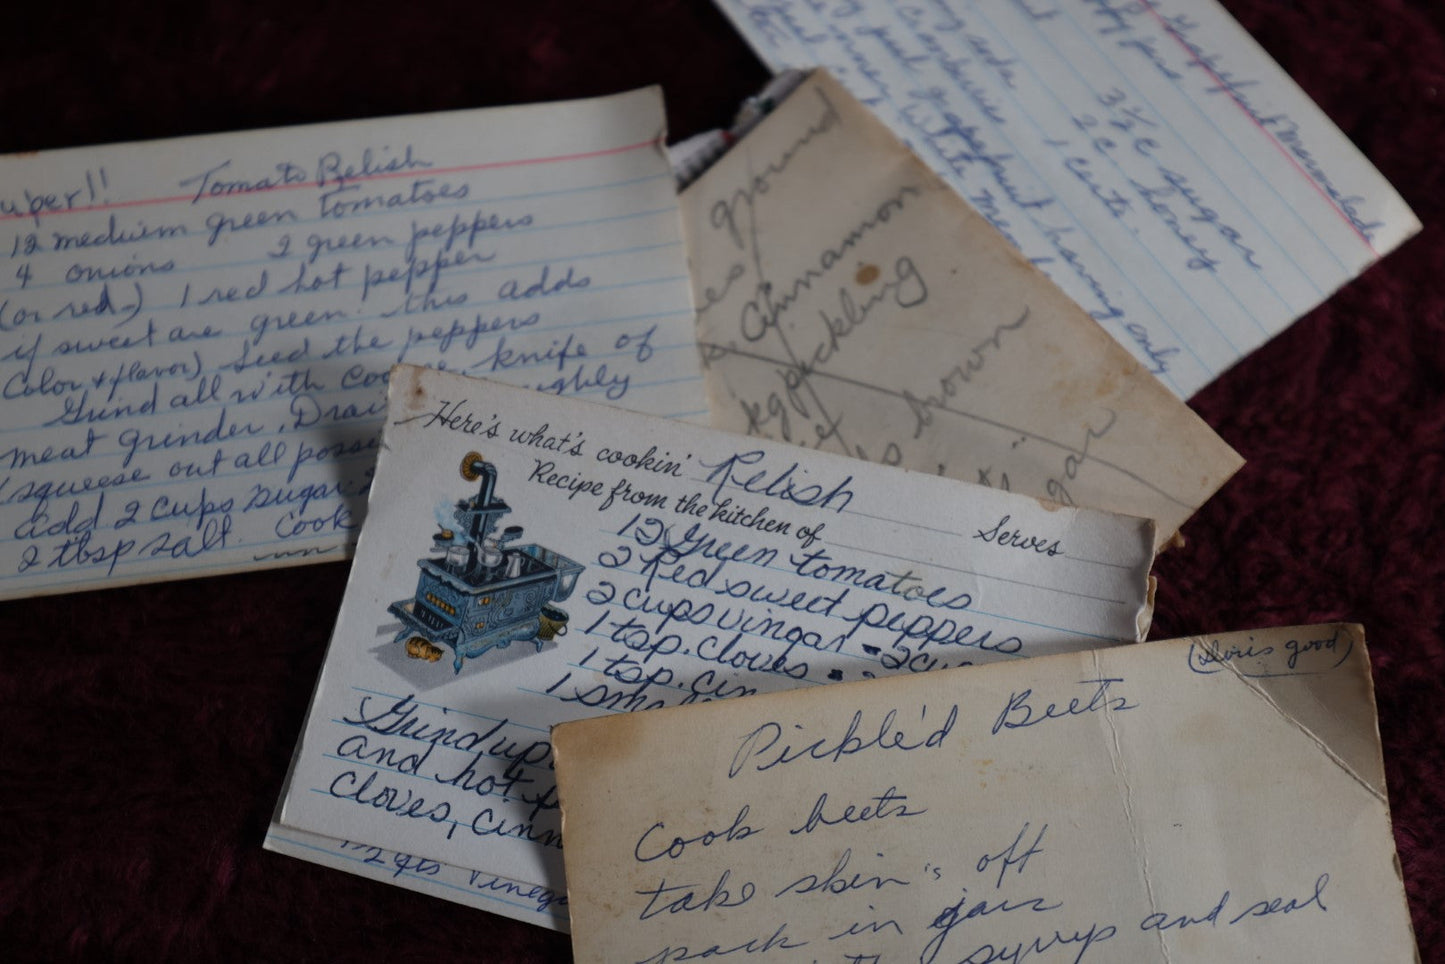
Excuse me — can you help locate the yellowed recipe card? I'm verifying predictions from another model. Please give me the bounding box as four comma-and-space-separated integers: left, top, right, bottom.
555, 624, 1417, 962
684, 71, 1242, 551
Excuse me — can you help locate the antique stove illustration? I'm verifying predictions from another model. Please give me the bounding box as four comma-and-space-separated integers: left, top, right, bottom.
387, 451, 584, 674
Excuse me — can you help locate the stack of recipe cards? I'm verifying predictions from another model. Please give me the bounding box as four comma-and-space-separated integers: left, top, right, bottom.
267, 363, 1159, 928
0, 0, 1424, 952
554, 624, 1419, 961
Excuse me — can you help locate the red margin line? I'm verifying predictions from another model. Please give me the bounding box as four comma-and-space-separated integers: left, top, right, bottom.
1143, 3, 1378, 256
1, 135, 659, 224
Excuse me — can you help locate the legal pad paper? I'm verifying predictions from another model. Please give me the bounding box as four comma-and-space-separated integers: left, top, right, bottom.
711, 0, 1420, 398
267, 363, 1156, 930
555, 624, 1418, 962
685, 70, 1241, 550
0, 87, 702, 600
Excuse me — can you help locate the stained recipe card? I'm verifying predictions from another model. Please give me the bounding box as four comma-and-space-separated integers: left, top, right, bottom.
555, 624, 1418, 962
267, 363, 1156, 929
686, 70, 1241, 550
0, 85, 702, 600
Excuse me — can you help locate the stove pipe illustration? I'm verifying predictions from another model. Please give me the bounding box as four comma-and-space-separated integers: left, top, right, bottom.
387, 451, 584, 674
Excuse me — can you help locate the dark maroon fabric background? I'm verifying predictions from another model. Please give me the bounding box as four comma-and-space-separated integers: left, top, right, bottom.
1, 1, 1441, 960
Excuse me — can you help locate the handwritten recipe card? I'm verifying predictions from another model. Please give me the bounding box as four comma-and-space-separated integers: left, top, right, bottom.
555, 624, 1418, 962
712, 0, 1420, 397
268, 363, 1156, 928
685, 70, 1240, 548
0, 87, 702, 600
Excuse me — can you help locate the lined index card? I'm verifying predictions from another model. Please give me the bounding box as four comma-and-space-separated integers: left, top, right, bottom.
0, 87, 704, 600
711, 0, 1420, 397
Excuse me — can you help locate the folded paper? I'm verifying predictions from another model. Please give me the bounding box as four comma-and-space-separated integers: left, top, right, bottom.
555, 623, 1416, 962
